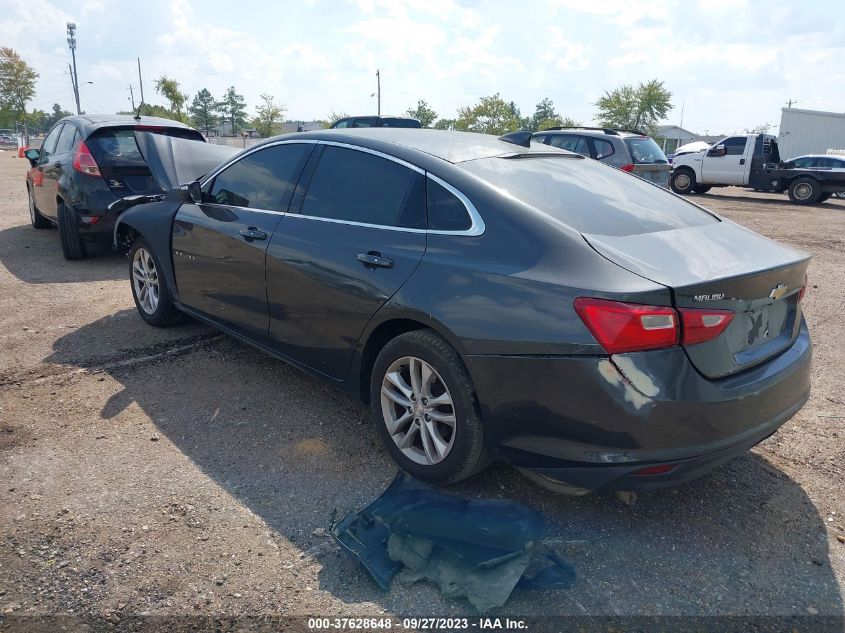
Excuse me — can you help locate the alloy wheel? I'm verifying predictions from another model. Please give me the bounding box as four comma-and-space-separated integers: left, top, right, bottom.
380, 356, 456, 465
132, 247, 160, 315
674, 173, 691, 190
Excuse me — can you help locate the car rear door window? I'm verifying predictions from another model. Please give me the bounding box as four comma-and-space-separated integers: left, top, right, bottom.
206, 143, 312, 211
722, 136, 747, 156
427, 178, 471, 231
300, 146, 425, 229
592, 138, 615, 160
54, 124, 79, 155
547, 135, 589, 156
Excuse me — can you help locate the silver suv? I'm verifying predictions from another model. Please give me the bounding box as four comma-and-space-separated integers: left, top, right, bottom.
532, 127, 670, 188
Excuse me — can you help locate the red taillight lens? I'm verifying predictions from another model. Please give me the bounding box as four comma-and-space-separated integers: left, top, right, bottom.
678, 308, 734, 346
798, 274, 807, 303
79, 215, 101, 225
621, 163, 635, 172
574, 297, 679, 354
72, 141, 101, 177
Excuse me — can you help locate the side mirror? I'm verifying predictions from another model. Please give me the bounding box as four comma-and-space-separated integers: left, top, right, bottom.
24, 148, 40, 166
708, 144, 727, 157
180, 180, 202, 203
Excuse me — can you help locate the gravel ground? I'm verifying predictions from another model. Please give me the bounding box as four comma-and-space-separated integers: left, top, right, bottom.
0, 151, 843, 626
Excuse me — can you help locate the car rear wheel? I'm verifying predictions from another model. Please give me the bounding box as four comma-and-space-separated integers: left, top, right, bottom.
818, 193, 831, 203
57, 201, 87, 260
670, 169, 696, 195
788, 178, 821, 205
371, 329, 489, 484
693, 184, 712, 194
28, 186, 52, 229
129, 239, 182, 327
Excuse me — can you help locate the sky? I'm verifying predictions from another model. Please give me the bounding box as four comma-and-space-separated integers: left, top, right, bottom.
2, 0, 844, 135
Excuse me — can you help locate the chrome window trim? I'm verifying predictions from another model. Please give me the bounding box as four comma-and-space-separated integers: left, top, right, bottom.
197, 138, 485, 236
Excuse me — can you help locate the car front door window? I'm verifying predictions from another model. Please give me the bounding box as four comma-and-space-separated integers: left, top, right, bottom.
39, 125, 63, 162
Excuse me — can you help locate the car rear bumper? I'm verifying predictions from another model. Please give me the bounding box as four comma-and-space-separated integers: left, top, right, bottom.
465, 319, 812, 491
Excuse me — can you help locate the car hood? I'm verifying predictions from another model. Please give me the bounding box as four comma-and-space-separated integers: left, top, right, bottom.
134, 131, 238, 191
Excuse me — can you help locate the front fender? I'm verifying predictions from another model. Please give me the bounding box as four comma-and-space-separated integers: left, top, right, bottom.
114, 200, 182, 302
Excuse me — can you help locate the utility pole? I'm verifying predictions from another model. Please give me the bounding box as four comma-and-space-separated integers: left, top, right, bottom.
128, 85, 135, 110
137, 58, 145, 107
66, 23, 81, 115
376, 69, 381, 117
677, 99, 684, 153
786, 99, 798, 108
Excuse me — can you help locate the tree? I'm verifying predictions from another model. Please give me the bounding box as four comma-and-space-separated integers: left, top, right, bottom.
189, 89, 217, 135
406, 99, 438, 128
154, 75, 188, 117
0, 47, 38, 121
433, 118, 456, 130
218, 86, 247, 136
595, 79, 672, 134
252, 93, 286, 137
527, 97, 582, 132
744, 122, 773, 134
454, 94, 524, 135
327, 110, 349, 124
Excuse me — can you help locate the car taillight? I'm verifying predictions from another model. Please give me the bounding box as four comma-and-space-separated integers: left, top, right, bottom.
574, 297, 678, 354
575, 298, 736, 353
632, 464, 677, 476
678, 308, 734, 346
798, 274, 807, 303
79, 216, 101, 225
72, 141, 101, 177
621, 163, 635, 172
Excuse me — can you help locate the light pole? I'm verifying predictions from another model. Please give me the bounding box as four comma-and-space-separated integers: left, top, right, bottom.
67, 23, 81, 115
376, 69, 380, 116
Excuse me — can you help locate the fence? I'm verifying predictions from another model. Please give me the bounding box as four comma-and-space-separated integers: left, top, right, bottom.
206, 136, 264, 150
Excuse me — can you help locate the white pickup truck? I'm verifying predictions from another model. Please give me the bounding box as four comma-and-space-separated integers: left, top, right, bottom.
669, 133, 845, 205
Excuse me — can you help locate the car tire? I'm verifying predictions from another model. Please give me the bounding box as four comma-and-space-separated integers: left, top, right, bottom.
818, 193, 831, 203
670, 169, 696, 195
28, 186, 52, 229
693, 184, 712, 194
129, 238, 183, 327
370, 329, 489, 485
57, 201, 87, 260
787, 177, 821, 205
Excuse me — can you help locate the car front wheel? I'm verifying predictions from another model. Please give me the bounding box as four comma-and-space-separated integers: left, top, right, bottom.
28, 186, 52, 229
670, 169, 696, 194
371, 329, 489, 484
129, 239, 182, 327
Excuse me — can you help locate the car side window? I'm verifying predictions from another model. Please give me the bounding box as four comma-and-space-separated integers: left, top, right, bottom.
54, 124, 78, 155
533, 135, 547, 145
40, 124, 64, 160
792, 157, 812, 168
548, 135, 588, 156
722, 137, 747, 156
427, 178, 471, 231
592, 138, 615, 160
333, 120, 348, 128
206, 143, 312, 211
300, 145, 426, 229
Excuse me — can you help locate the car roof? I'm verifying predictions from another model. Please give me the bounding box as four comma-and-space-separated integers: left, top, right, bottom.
791, 154, 843, 159
260, 128, 574, 164
536, 128, 648, 139
59, 114, 196, 131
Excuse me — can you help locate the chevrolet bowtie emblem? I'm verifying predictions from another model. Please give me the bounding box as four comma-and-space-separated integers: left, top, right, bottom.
769, 284, 788, 300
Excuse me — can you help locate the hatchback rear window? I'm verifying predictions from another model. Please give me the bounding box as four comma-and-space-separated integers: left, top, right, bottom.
87, 127, 203, 166
460, 156, 718, 237
623, 137, 668, 164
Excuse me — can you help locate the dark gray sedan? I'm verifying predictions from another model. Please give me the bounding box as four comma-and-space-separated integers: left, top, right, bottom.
115, 129, 811, 493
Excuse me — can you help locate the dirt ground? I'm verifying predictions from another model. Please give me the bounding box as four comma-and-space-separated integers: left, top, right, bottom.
0, 150, 843, 627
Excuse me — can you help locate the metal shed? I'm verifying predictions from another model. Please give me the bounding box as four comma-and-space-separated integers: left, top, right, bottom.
778, 107, 845, 159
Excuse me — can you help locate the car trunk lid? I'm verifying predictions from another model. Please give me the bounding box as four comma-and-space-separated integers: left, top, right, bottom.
583, 221, 809, 378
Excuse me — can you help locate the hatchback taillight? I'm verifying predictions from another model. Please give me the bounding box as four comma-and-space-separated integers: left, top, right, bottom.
575, 298, 736, 353
574, 298, 678, 354
72, 141, 101, 177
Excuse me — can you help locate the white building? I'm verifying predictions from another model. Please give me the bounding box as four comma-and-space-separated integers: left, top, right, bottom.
778, 107, 845, 159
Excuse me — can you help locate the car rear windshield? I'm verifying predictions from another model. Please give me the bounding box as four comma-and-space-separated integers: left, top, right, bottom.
87, 127, 203, 166
460, 156, 718, 237
623, 137, 668, 164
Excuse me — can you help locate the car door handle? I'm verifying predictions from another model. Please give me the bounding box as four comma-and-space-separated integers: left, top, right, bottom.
239, 228, 267, 240
739, 158, 746, 165
357, 252, 394, 268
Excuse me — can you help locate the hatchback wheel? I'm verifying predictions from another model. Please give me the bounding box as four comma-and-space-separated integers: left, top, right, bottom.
28, 187, 51, 229
129, 239, 182, 327
57, 201, 87, 260
371, 329, 489, 484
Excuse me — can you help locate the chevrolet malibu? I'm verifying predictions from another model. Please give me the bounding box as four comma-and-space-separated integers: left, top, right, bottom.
115, 129, 811, 493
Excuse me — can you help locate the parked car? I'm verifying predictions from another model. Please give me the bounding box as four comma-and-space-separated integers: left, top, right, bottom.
330, 116, 421, 129
23, 114, 210, 260
115, 128, 811, 493
531, 126, 671, 187
670, 134, 845, 203
781, 154, 845, 171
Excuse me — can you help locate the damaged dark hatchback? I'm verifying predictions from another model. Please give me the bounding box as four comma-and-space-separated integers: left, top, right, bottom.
115, 129, 812, 493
